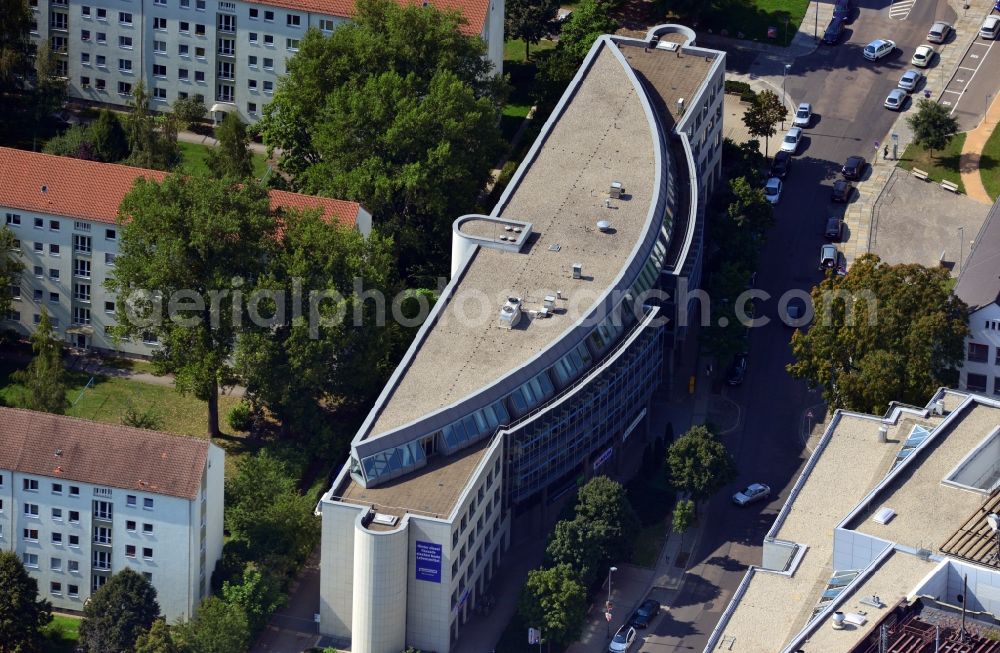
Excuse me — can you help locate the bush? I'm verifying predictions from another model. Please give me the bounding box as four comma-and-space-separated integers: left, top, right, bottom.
227, 401, 252, 432
724, 79, 752, 97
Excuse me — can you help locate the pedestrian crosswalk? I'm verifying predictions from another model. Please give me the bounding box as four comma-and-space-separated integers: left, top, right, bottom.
889, 0, 916, 19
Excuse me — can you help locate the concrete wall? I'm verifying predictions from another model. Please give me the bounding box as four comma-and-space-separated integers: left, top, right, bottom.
319, 497, 363, 638
832, 528, 892, 572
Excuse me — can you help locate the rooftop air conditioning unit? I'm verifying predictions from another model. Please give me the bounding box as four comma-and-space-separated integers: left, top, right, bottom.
543, 295, 556, 310
572, 263, 582, 279
499, 297, 522, 330
597, 220, 612, 233
610, 181, 623, 199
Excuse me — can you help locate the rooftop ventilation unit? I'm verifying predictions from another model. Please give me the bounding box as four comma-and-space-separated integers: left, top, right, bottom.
597, 220, 612, 233
878, 425, 888, 443
610, 181, 623, 199
873, 507, 896, 525
535, 307, 551, 319
544, 295, 556, 310
372, 513, 398, 527
572, 263, 583, 279
677, 98, 685, 115
499, 297, 522, 330
934, 399, 945, 415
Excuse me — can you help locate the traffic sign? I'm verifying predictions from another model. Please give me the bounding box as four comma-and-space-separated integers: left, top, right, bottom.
806, 410, 814, 419
605, 611, 613, 622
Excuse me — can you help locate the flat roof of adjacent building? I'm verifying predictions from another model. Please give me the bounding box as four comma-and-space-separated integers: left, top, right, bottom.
366, 44, 658, 437
621, 41, 717, 130
0, 407, 211, 500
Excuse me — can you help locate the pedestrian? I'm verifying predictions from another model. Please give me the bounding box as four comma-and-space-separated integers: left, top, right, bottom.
883, 145, 889, 159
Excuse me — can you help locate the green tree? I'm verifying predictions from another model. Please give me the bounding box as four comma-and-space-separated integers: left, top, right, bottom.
505, 0, 558, 60
701, 261, 753, 367
43, 124, 97, 159
726, 176, 773, 234
0, 226, 23, 317
12, 309, 68, 414
788, 254, 968, 412
557, 0, 617, 61
122, 82, 179, 170
544, 517, 606, 588
206, 113, 253, 180
171, 94, 206, 129
91, 109, 129, 162
0, 550, 52, 653
134, 619, 179, 653
574, 476, 639, 562
671, 498, 695, 534
108, 175, 276, 436
518, 564, 587, 648
0, 0, 34, 95
173, 597, 250, 653
532, 48, 579, 114
742, 90, 787, 158
31, 40, 66, 129
79, 569, 160, 653
225, 451, 320, 563
221, 563, 285, 634
121, 401, 164, 430
666, 425, 737, 505
907, 99, 959, 161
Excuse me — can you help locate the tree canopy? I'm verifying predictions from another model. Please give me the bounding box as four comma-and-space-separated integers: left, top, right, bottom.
506, 0, 558, 60
742, 90, 787, 158
173, 597, 250, 653
133, 619, 179, 653
79, 569, 160, 653
206, 113, 254, 180
0, 226, 23, 317
0, 550, 52, 653
109, 175, 276, 436
0, 0, 34, 95
907, 99, 959, 159
788, 254, 968, 412
557, 0, 617, 61
518, 564, 588, 648
122, 82, 180, 171
666, 425, 737, 503
13, 309, 68, 414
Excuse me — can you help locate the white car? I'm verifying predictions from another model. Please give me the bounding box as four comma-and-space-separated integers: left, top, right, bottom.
911, 44, 935, 67
884, 88, 907, 111
733, 483, 771, 506
793, 102, 812, 127
898, 69, 922, 92
863, 39, 896, 61
981, 15, 1000, 39
764, 177, 783, 205
609, 625, 637, 652
780, 126, 802, 153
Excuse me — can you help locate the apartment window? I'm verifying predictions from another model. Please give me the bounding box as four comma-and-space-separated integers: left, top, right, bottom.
119, 59, 132, 73
153, 64, 167, 77
216, 84, 233, 102
142, 523, 153, 534
68, 584, 79, 597
52, 507, 62, 519
154, 17, 167, 30
68, 560, 79, 572
195, 47, 206, 59
286, 13, 301, 26
180, 0, 189, 6
81, 29, 90, 41
49, 244, 60, 256
263, 34, 273, 46
217, 14, 235, 32
247, 102, 257, 115
179, 43, 189, 56
49, 292, 58, 303
195, 70, 205, 82
217, 61, 234, 80
96, 7, 106, 19
94, 526, 110, 544
23, 528, 39, 541
105, 301, 115, 313
24, 503, 39, 517
264, 10, 274, 21
69, 486, 80, 497
24, 478, 38, 491
143, 498, 154, 510
69, 510, 79, 523
319, 18, 335, 31
95, 78, 106, 90
196, 0, 205, 8
33, 289, 42, 301
195, 23, 205, 35
247, 78, 257, 90
286, 38, 299, 51
178, 68, 189, 81
119, 11, 132, 25
968, 342, 989, 363
74, 259, 91, 278
263, 80, 273, 93
119, 36, 133, 49
96, 32, 106, 44
33, 217, 43, 229
73, 307, 91, 326
5, 213, 20, 226
126, 544, 136, 558
263, 57, 273, 70
51, 557, 62, 571
247, 55, 257, 68
994, 376, 1000, 396
968, 373, 988, 393
80, 54, 91, 67
80, 75, 91, 87
73, 234, 91, 253
126, 520, 136, 531
23, 553, 38, 568
154, 40, 167, 53
73, 283, 90, 302
51, 13, 67, 30
127, 495, 137, 507
92, 575, 107, 592
218, 37, 234, 55
10, 285, 20, 299
94, 500, 112, 520
155, 0, 166, 4
93, 551, 111, 570
142, 547, 153, 560
96, 54, 106, 67
50, 36, 68, 53
180, 21, 190, 33
248, 32, 258, 44
82, 6, 91, 17
51, 532, 63, 544
49, 220, 59, 231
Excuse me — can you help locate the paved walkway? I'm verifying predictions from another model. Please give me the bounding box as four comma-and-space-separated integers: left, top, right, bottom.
959, 92, 1000, 203
178, 128, 271, 157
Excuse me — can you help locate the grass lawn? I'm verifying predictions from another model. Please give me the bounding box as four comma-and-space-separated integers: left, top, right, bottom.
503, 38, 556, 64
500, 39, 557, 142
684, 0, 811, 47
177, 141, 270, 178
897, 132, 967, 193
633, 516, 669, 568
42, 614, 81, 653
980, 123, 1000, 200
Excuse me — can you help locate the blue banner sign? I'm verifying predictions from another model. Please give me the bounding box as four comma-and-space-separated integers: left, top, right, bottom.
415, 541, 442, 583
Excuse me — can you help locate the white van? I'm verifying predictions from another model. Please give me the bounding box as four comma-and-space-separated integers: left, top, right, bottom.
981, 15, 1000, 39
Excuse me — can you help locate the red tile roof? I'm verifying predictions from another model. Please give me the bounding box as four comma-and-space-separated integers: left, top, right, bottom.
0, 408, 211, 500
0, 147, 361, 228
245, 0, 486, 36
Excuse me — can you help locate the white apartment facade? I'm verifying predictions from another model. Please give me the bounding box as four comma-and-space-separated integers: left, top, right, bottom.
955, 199, 1000, 396
0, 408, 224, 621
28, 0, 504, 124
0, 146, 371, 356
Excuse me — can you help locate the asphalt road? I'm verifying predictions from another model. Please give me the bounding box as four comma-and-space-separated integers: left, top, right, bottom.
640, 0, 959, 650
944, 32, 1000, 130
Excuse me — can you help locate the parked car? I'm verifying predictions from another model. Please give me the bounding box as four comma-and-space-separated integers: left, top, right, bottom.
764, 177, 783, 205
831, 179, 853, 202
630, 599, 662, 628
609, 625, 637, 653
981, 15, 1000, 39
770, 150, 792, 178
820, 243, 839, 270
726, 353, 749, 386
911, 44, 935, 67
833, 0, 853, 21
823, 17, 845, 45
884, 88, 907, 111
732, 483, 771, 506
842, 155, 866, 179
793, 102, 813, 127
898, 69, 922, 92
780, 126, 803, 153
825, 216, 843, 240
927, 21, 953, 43
863, 39, 896, 61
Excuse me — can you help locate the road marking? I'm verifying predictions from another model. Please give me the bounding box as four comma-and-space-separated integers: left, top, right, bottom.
942, 89, 963, 94
959, 66, 978, 71
949, 37, 996, 116
889, 0, 915, 19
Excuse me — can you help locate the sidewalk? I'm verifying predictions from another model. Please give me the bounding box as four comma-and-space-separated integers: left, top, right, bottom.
959, 92, 1000, 204
178, 128, 271, 157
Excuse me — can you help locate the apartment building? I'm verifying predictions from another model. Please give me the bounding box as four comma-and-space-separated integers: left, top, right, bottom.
318, 26, 724, 653
956, 198, 1000, 396
0, 407, 224, 621
0, 146, 371, 356
28, 0, 503, 124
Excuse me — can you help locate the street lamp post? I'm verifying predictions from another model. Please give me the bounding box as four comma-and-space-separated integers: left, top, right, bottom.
782, 64, 791, 130
958, 226, 965, 273
606, 566, 618, 637
814, 0, 819, 41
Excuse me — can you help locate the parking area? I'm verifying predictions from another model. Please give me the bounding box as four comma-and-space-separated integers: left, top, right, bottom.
868, 168, 991, 270
941, 36, 1000, 130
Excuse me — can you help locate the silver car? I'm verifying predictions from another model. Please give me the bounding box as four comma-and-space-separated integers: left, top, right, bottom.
780, 126, 803, 153
732, 483, 771, 506
764, 177, 783, 205
793, 102, 812, 127
863, 39, 896, 61
884, 88, 907, 111
927, 21, 952, 43
898, 69, 922, 92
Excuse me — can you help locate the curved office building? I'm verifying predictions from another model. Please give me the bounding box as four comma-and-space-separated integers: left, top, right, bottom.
319, 25, 725, 653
